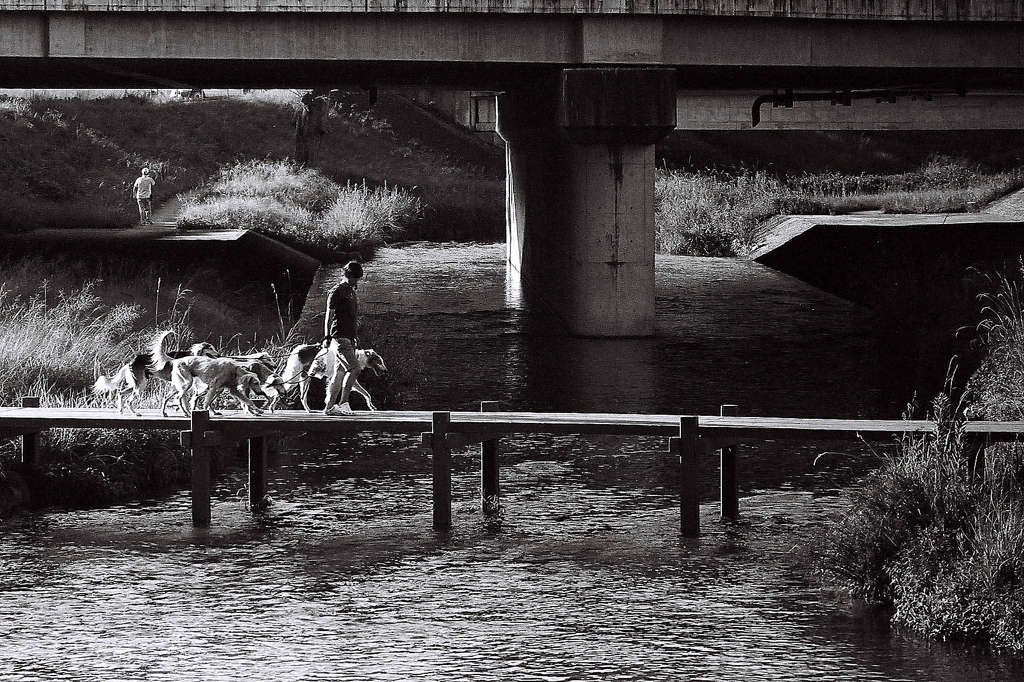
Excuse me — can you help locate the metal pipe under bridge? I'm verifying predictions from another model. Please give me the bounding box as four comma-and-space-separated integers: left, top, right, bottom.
4, 400, 1019, 537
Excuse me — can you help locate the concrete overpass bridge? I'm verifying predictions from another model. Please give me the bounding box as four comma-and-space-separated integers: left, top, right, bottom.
2, 2, 1023, 336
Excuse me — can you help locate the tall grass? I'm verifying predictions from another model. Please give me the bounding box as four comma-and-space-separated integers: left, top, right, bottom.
178, 160, 421, 259
0, 280, 138, 405
822, 264, 1024, 651
0, 254, 298, 408
964, 263, 1024, 422
655, 169, 809, 256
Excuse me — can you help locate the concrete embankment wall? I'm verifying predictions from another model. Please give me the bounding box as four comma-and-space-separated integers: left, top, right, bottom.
750, 209, 1024, 307
1, 227, 322, 319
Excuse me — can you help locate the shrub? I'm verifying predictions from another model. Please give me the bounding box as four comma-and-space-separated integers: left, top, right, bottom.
179, 194, 316, 233
654, 170, 768, 257
181, 160, 420, 258
318, 180, 422, 247
199, 159, 341, 215
823, 261, 1024, 650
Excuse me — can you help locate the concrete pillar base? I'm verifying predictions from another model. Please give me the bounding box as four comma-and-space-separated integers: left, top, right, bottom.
498, 68, 675, 337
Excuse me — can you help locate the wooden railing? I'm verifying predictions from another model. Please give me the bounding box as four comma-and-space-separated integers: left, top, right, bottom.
3, 400, 1021, 535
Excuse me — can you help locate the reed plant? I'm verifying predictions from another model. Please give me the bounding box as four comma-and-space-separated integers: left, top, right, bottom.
0, 279, 138, 404
964, 262, 1024, 422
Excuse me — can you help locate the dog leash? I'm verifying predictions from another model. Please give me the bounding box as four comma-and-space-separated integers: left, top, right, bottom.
264, 347, 333, 387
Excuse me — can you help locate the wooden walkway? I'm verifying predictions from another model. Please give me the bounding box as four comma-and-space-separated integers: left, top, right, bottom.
3, 401, 1022, 536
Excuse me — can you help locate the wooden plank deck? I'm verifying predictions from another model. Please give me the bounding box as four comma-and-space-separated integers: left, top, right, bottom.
0, 406, 945, 439
9, 406, 1024, 443
10, 408, 1021, 433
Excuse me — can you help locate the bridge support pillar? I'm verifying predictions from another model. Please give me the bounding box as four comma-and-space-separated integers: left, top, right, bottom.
497, 68, 676, 337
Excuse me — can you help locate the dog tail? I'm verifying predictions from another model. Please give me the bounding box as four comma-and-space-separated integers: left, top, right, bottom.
93, 364, 129, 394
148, 330, 176, 373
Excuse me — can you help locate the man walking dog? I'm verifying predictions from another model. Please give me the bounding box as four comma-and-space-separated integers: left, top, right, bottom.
323, 260, 364, 415
132, 167, 155, 225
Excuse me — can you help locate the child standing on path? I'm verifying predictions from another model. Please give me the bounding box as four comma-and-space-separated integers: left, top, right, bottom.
132, 168, 155, 226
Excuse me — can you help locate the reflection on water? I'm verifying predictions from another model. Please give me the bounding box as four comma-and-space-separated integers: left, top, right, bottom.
3, 243, 1017, 681
358, 243, 904, 417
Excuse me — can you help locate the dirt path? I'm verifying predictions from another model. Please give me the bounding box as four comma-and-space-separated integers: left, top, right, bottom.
142, 192, 193, 229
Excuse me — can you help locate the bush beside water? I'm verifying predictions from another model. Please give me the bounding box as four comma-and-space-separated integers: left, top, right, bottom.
822, 264, 1024, 652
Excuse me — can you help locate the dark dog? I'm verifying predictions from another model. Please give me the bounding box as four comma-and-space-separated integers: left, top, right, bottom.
233, 353, 287, 413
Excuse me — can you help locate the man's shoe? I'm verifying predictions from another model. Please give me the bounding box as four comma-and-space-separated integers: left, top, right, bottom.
324, 402, 354, 416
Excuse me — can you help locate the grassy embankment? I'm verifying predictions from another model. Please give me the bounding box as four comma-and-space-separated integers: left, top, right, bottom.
656, 155, 1024, 257
821, 264, 1024, 653
0, 89, 505, 247
4, 90, 1023, 258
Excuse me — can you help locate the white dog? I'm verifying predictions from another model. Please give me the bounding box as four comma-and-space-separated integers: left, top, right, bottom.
277, 343, 387, 413
150, 343, 266, 417
163, 356, 264, 417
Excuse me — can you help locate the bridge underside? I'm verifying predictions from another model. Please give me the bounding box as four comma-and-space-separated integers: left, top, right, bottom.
0, 58, 1021, 93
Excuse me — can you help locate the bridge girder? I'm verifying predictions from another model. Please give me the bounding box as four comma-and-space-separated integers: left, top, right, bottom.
0, 14, 1020, 92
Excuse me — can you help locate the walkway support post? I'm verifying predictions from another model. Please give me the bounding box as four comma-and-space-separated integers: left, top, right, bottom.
480, 401, 500, 514
719, 404, 740, 521
187, 410, 214, 526
431, 411, 452, 529
19, 396, 40, 469
248, 435, 269, 510
966, 433, 988, 481
672, 416, 701, 537
497, 68, 676, 337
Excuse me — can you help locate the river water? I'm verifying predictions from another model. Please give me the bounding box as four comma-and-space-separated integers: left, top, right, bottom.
3, 243, 1021, 681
